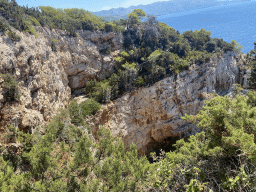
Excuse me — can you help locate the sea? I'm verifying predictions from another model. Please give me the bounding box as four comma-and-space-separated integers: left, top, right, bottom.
157, 1, 256, 54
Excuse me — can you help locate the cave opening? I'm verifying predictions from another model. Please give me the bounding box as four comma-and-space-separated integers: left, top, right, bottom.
147, 135, 181, 163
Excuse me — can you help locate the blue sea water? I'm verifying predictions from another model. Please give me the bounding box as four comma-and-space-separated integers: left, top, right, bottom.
157, 1, 256, 54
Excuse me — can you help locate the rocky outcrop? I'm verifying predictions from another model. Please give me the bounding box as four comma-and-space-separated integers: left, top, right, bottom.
90, 52, 250, 155
0, 26, 122, 136
35, 27, 123, 90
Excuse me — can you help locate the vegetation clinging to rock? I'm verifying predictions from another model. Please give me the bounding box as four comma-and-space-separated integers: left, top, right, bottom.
68, 98, 101, 126
1, 91, 256, 191
0, 74, 20, 102
0, 0, 114, 36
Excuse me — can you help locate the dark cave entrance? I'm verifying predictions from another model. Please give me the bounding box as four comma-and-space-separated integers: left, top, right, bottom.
147, 135, 181, 163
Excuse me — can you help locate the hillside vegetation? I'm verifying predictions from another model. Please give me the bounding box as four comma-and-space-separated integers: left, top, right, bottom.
1, 1, 256, 191
2, 87, 256, 191
85, 10, 243, 104
0, 0, 121, 37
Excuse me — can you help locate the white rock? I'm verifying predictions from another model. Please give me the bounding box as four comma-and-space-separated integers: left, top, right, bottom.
0, 26, 122, 135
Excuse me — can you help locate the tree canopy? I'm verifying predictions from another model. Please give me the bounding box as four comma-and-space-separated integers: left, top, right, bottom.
128, 9, 146, 27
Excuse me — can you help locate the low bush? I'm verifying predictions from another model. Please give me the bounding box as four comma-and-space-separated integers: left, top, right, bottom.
80, 98, 101, 117
133, 76, 146, 87
51, 38, 58, 51
0, 74, 20, 101
21, 19, 38, 37
28, 16, 41, 26
68, 99, 101, 126
68, 100, 84, 126
7, 30, 21, 41
0, 19, 9, 32
84, 79, 111, 103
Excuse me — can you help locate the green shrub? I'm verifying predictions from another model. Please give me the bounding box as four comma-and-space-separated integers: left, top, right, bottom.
80, 98, 101, 117
62, 124, 83, 147
68, 100, 84, 126
68, 99, 101, 126
28, 16, 41, 26
105, 22, 115, 32
4, 124, 18, 143
7, 30, 21, 41
230, 39, 243, 52
108, 73, 121, 100
185, 50, 213, 64
51, 38, 58, 51
0, 74, 20, 101
27, 26, 38, 37
134, 76, 145, 87
22, 19, 38, 37
205, 40, 216, 52
115, 56, 125, 63
85, 79, 111, 103
0, 19, 8, 32
175, 94, 256, 190
51, 38, 58, 43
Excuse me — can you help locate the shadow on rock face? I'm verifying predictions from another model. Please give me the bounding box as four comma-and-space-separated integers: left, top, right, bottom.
146, 135, 181, 163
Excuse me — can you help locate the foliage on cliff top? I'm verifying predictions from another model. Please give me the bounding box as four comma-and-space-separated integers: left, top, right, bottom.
0, 0, 110, 36
86, 14, 242, 104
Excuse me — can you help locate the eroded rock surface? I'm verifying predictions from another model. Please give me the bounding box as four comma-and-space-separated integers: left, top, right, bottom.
90, 52, 249, 155
0, 26, 122, 136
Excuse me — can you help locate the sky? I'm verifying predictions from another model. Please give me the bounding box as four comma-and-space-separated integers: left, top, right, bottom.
16, 0, 170, 12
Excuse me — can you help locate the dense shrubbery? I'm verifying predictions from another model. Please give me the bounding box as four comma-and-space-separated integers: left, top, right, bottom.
0, 18, 21, 41
1, 91, 256, 191
0, 0, 126, 36
0, 105, 152, 191
68, 98, 101, 126
84, 79, 112, 103
152, 92, 256, 191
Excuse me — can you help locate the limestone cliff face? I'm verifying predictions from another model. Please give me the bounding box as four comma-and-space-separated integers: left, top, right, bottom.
90, 52, 249, 155
0, 26, 250, 155
0, 26, 122, 134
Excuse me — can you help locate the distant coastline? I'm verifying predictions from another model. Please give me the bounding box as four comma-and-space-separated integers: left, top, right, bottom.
157, 1, 256, 54
94, 0, 253, 21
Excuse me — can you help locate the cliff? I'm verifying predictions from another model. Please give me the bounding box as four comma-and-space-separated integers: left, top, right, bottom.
89, 51, 250, 155
0, 26, 122, 136
0, 26, 250, 156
